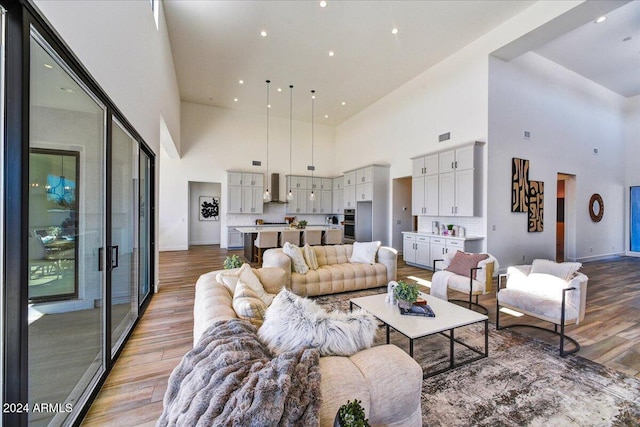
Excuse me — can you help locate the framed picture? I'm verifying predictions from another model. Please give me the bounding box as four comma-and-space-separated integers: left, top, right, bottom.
511, 158, 529, 212
199, 196, 220, 221
528, 181, 544, 232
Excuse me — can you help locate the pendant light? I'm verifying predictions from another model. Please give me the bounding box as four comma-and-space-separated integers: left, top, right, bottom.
263, 80, 272, 202
309, 90, 316, 201
287, 84, 294, 201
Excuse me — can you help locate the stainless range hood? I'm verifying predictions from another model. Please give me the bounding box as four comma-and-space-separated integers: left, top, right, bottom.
266, 173, 286, 203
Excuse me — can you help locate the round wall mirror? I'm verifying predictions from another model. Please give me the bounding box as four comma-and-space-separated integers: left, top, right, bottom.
589, 193, 604, 222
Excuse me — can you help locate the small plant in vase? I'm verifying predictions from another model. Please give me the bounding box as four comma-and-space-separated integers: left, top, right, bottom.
334, 399, 370, 427
297, 220, 308, 229
223, 254, 243, 270
394, 280, 420, 309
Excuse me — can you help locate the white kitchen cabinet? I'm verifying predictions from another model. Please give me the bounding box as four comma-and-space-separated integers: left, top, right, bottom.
403, 233, 430, 267
430, 237, 482, 270
333, 176, 343, 191
356, 182, 373, 201
412, 174, 438, 216
429, 237, 447, 268
412, 154, 439, 177
436, 142, 483, 216
344, 171, 356, 186
319, 190, 332, 213
344, 184, 356, 209
228, 171, 264, 214
356, 166, 373, 184
332, 189, 344, 214
228, 229, 243, 249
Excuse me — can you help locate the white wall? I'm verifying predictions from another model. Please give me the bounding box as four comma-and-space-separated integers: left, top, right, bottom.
189, 181, 222, 245
159, 102, 336, 250
487, 52, 627, 268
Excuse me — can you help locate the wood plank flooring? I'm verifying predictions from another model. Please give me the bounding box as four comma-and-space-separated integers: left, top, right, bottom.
81, 247, 640, 426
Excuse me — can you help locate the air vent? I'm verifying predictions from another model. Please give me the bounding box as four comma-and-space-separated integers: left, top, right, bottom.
307, 165, 315, 171
252, 160, 262, 166
438, 132, 450, 142
523, 130, 531, 139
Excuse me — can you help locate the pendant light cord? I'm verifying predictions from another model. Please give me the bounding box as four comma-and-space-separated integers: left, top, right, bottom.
289, 85, 293, 197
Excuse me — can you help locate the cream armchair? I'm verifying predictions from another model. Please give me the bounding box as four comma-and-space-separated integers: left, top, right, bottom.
496, 261, 588, 356
431, 250, 498, 314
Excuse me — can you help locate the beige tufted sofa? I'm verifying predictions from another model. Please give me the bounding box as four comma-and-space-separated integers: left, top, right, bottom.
193, 265, 423, 427
262, 244, 397, 297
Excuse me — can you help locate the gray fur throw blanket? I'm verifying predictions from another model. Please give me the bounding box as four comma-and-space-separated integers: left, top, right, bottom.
157, 319, 321, 427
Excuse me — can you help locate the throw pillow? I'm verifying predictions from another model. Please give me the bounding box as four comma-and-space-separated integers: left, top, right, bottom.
349, 241, 381, 264
216, 267, 243, 294
258, 288, 377, 356
446, 251, 489, 279
232, 280, 268, 326
282, 242, 309, 274
302, 243, 319, 270
238, 263, 275, 305
530, 259, 582, 281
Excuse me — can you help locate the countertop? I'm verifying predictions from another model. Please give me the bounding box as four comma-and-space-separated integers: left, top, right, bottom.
401, 231, 483, 241
234, 225, 341, 233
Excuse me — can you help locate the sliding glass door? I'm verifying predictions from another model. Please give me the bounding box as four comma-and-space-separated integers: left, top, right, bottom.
28, 28, 106, 426
110, 121, 139, 355
139, 151, 152, 305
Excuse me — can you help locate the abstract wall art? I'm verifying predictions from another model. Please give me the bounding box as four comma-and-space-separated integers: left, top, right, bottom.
199, 196, 220, 221
511, 158, 529, 212
528, 181, 544, 232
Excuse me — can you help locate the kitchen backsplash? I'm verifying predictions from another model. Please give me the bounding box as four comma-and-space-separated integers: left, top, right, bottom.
417, 216, 485, 237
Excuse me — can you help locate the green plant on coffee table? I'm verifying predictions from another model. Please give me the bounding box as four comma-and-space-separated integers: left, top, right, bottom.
335, 399, 370, 427
394, 280, 420, 306
223, 254, 242, 270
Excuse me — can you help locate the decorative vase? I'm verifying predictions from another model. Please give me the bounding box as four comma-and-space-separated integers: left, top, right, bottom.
333, 413, 342, 427
398, 299, 413, 310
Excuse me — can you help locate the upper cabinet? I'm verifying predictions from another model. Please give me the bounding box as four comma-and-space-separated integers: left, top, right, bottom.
285, 175, 339, 214
411, 141, 483, 217
228, 171, 264, 214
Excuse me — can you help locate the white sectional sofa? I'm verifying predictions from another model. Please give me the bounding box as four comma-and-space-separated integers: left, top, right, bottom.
262, 244, 397, 297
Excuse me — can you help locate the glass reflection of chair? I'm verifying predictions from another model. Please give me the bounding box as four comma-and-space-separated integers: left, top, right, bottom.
28, 232, 57, 279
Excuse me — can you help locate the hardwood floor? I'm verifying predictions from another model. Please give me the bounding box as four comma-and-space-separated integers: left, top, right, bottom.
81, 247, 640, 426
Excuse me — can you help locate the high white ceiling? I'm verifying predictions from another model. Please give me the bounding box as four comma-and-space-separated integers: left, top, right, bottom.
163, 0, 638, 127
163, 0, 536, 126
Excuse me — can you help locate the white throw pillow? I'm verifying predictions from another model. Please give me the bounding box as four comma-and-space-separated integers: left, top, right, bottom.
282, 242, 309, 274
302, 244, 319, 270
530, 259, 581, 281
216, 267, 242, 294
232, 280, 268, 326
238, 263, 275, 305
349, 241, 381, 264
258, 288, 377, 356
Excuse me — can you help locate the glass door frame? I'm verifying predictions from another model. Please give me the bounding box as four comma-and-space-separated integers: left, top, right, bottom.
3, 1, 156, 425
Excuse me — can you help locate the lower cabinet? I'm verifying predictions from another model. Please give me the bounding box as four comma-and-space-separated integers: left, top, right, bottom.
228, 229, 243, 249
403, 233, 483, 270
402, 233, 430, 268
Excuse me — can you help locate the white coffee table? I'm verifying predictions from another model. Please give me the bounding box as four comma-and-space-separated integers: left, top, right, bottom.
350, 292, 488, 378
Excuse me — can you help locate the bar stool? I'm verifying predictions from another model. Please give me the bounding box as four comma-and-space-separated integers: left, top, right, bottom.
279, 229, 301, 247
322, 229, 342, 245
254, 231, 278, 264
302, 229, 322, 246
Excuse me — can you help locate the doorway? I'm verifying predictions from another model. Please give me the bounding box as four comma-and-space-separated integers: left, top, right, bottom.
189, 181, 222, 245
392, 177, 413, 252
557, 173, 576, 262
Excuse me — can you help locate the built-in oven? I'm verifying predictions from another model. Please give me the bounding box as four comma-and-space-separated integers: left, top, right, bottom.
343, 209, 355, 242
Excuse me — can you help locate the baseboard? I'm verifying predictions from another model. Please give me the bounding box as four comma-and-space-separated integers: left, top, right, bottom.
575, 252, 624, 262
190, 241, 220, 246
159, 245, 189, 252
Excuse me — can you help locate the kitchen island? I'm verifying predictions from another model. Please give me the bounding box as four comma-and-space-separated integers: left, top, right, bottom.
234, 225, 342, 262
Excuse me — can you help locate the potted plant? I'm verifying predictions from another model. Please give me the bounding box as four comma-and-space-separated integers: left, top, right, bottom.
223, 254, 243, 270
394, 280, 420, 309
297, 219, 308, 229
334, 399, 370, 427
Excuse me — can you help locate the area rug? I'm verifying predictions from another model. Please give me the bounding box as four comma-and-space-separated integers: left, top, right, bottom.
313, 288, 640, 427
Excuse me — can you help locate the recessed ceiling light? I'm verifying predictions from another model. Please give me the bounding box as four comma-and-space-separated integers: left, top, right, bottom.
260, 30, 268, 37
277, 87, 282, 92
324, 114, 329, 118
233, 98, 238, 102
328, 51, 335, 57
391, 28, 399, 35
267, 104, 271, 108
43, 63, 53, 69
311, 94, 316, 99
341, 101, 346, 106
319, 1, 327, 7
238, 79, 244, 84
594, 16, 607, 23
